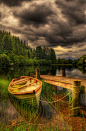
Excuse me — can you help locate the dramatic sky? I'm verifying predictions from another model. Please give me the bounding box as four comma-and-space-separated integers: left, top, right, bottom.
0, 0, 86, 59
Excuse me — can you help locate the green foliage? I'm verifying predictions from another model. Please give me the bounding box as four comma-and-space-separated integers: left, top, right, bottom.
73, 59, 78, 65
0, 54, 11, 67
13, 55, 19, 66
19, 55, 26, 65
0, 30, 56, 66
0, 30, 27, 56
8, 52, 15, 63
0, 79, 10, 100
28, 50, 30, 58
56, 58, 68, 64
77, 55, 86, 65
35, 46, 42, 59
34, 46, 56, 63
56, 58, 77, 65
49, 48, 56, 63
67, 58, 73, 64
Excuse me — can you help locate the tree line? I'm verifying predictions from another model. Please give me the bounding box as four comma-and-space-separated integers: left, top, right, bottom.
55, 56, 86, 65
0, 30, 85, 68
0, 30, 56, 67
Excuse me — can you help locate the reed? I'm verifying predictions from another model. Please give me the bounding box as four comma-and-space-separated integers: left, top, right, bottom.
40, 80, 86, 131
0, 79, 10, 101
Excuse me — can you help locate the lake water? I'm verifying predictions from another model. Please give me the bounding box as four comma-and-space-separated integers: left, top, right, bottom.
0, 65, 86, 130
56, 67, 86, 78
1, 65, 86, 79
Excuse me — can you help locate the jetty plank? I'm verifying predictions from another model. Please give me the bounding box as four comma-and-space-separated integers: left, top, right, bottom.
39, 75, 86, 92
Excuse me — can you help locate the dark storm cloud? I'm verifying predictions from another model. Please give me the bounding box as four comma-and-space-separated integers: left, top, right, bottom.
79, 49, 86, 52
55, 0, 86, 25
65, 0, 86, 3
62, 9, 86, 25
44, 21, 73, 46
68, 51, 72, 53
0, 0, 86, 50
56, 53, 68, 58
77, 0, 86, 4
45, 35, 65, 46
66, 29, 86, 44
0, 0, 32, 7
45, 0, 85, 47
45, 27, 86, 47
13, 3, 54, 26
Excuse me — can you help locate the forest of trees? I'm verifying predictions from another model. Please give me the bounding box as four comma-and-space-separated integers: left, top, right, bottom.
0, 30, 56, 67
0, 30, 85, 68
55, 58, 78, 65
77, 55, 86, 65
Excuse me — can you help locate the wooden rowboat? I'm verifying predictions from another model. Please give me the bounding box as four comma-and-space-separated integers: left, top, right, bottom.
8, 76, 42, 107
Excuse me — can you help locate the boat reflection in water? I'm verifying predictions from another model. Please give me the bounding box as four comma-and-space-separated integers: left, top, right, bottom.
8, 87, 42, 123
12, 86, 42, 108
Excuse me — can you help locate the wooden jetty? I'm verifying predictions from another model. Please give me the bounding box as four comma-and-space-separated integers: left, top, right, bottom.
35, 68, 86, 93
34, 74, 86, 93
35, 68, 86, 116
40, 75, 86, 92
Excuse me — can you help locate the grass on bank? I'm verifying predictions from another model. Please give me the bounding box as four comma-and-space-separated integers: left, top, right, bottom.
0, 79, 10, 101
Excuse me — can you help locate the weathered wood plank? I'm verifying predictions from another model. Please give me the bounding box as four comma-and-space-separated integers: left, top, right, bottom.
43, 79, 73, 90
39, 75, 86, 92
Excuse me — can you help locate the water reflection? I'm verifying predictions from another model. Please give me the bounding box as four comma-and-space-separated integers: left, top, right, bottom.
56, 68, 86, 78
11, 87, 42, 108
56, 86, 86, 107
40, 96, 54, 119
0, 100, 21, 125
66, 68, 86, 78
0, 65, 86, 79
58, 86, 63, 90
80, 94, 86, 106
0, 66, 56, 80
0, 94, 70, 130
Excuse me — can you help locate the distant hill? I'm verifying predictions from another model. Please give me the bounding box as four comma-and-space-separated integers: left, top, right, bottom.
64, 57, 77, 60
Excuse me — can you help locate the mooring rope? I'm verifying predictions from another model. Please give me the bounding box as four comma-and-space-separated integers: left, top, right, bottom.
39, 91, 72, 103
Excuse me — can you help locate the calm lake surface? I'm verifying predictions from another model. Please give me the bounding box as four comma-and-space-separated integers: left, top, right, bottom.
1, 65, 86, 78
0, 65, 86, 130
56, 67, 86, 78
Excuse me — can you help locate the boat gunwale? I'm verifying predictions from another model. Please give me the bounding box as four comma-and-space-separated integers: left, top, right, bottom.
8, 76, 42, 95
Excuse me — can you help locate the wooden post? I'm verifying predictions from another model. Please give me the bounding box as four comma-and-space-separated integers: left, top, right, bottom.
48, 73, 51, 75
72, 80, 81, 116
36, 68, 40, 79
61, 67, 66, 77
30, 73, 34, 77
85, 87, 86, 94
